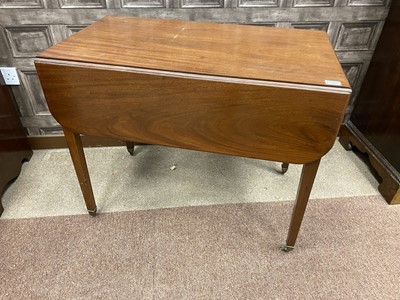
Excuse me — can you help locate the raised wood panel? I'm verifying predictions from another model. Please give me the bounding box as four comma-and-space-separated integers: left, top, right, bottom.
0, 0, 44, 8
291, 22, 329, 31
21, 115, 60, 129
180, 0, 224, 8
341, 62, 362, 88
64, 25, 89, 38
0, 8, 390, 25
0, 27, 10, 61
39, 126, 63, 135
121, 0, 166, 7
335, 22, 379, 51
293, 0, 334, 7
339, 59, 370, 118
244, 23, 277, 27
0, 4, 391, 136
347, 0, 389, 6
5, 26, 53, 58
58, 0, 107, 8
238, 0, 279, 7
19, 70, 49, 116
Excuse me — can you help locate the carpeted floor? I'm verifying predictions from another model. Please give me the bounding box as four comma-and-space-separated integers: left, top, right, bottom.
1, 143, 380, 219
1, 195, 399, 299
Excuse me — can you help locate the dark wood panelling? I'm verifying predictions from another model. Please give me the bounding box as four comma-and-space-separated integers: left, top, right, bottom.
28, 135, 126, 149
0, 84, 33, 216
293, 0, 334, 7
291, 22, 329, 31
180, 0, 224, 8
0, 0, 44, 8
58, 0, 107, 8
19, 70, 49, 115
341, 63, 362, 88
347, 0, 389, 6
350, 2, 400, 173
64, 25, 89, 38
238, 0, 279, 7
0, 7, 390, 24
121, 0, 166, 7
335, 22, 380, 51
341, 0, 400, 205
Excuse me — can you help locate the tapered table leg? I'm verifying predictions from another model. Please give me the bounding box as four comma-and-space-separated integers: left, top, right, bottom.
63, 127, 97, 215
280, 159, 320, 252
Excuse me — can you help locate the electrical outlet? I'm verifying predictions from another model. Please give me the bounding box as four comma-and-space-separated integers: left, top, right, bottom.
0, 67, 20, 85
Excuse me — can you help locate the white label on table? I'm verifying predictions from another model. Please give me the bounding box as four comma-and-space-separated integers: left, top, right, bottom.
325, 80, 342, 86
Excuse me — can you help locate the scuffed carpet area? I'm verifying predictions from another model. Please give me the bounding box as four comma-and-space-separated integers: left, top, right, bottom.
1, 195, 399, 299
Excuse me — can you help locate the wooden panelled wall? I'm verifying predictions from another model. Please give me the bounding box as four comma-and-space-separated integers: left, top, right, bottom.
0, 0, 391, 136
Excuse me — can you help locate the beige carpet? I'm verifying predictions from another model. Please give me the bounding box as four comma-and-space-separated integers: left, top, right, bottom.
1, 195, 399, 299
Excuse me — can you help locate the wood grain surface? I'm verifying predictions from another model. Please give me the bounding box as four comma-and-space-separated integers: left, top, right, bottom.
35, 62, 350, 164
285, 159, 320, 248
37, 16, 350, 89
63, 128, 97, 214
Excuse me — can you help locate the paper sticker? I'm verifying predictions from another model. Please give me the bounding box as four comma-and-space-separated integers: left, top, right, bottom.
325, 80, 342, 86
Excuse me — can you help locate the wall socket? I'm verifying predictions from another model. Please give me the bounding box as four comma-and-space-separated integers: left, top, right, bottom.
0, 67, 20, 85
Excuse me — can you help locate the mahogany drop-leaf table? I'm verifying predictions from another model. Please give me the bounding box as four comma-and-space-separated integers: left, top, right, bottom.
35, 16, 351, 251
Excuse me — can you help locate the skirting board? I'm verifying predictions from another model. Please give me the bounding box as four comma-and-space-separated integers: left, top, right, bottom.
28, 135, 126, 149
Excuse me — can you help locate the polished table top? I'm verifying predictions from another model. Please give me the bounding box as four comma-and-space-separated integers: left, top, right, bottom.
38, 16, 350, 89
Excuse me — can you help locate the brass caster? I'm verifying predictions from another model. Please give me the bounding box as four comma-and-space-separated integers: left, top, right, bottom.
344, 142, 353, 151
338, 137, 353, 151
126, 141, 135, 156
279, 244, 294, 252
281, 162, 289, 174
88, 207, 97, 216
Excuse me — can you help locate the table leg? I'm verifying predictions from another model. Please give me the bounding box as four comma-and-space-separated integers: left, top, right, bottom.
280, 159, 320, 252
63, 127, 97, 216
126, 141, 135, 156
